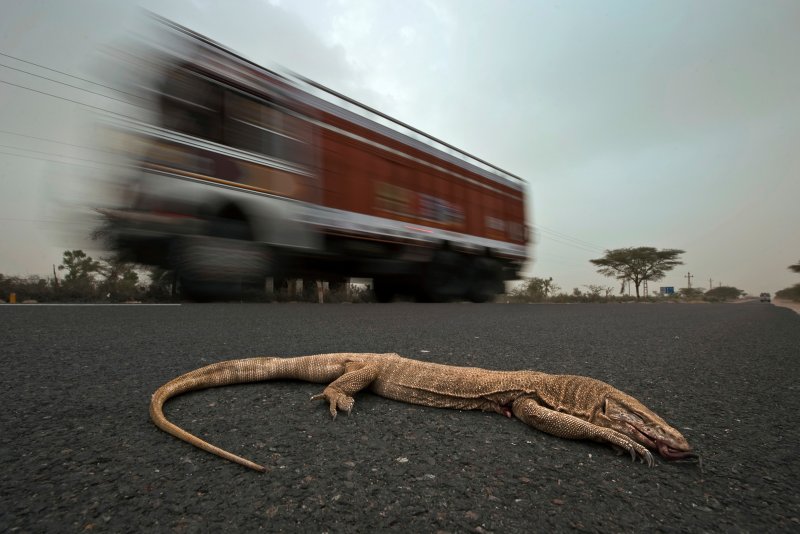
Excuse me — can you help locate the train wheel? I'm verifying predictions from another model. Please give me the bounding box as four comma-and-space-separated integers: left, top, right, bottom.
467, 257, 500, 303
173, 235, 271, 301
416, 250, 466, 302
373, 277, 397, 303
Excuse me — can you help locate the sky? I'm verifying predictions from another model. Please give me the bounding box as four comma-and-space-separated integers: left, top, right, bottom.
1, 0, 798, 296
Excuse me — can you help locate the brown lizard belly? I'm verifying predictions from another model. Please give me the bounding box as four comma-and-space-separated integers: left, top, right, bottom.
371, 381, 499, 411
368, 358, 537, 412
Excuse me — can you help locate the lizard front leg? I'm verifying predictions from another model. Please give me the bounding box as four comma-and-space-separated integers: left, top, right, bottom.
311, 362, 380, 418
512, 397, 654, 466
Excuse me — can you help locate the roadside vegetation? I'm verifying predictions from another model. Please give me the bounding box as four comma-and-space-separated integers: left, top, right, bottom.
0, 249, 378, 304
505, 277, 745, 304
1, 250, 167, 304
0, 247, 771, 305
589, 247, 684, 300
775, 260, 800, 302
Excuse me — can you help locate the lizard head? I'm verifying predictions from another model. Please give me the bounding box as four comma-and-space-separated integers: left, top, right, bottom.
598, 391, 694, 461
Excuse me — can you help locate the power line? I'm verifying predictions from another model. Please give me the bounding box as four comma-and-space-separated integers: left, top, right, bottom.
539, 235, 600, 254
0, 65, 614, 263
536, 224, 602, 248
0, 142, 114, 166
534, 223, 606, 252
0, 50, 145, 101
0, 62, 146, 109
533, 227, 604, 254
533, 229, 604, 253
0, 148, 113, 170
0, 78, 138, 120
533, 253, 595, 267
0, 216, 95, 225
0, 128, 110, 154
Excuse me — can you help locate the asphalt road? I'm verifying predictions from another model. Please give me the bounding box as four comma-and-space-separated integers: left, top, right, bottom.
2, 301, 799, 532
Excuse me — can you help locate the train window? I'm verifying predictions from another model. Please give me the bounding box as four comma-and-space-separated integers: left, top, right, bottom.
224, 91, 311, 166
160, 68, 222, 142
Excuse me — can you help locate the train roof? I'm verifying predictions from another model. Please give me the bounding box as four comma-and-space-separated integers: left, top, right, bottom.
148, 14, 525, 192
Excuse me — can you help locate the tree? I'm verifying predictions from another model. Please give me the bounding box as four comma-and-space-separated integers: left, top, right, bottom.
704, 286, 743, 301
590, 247, 684, 300
146, 266, 177, 299
98, 255, 141, 302
776, 285, 800, 301
776, 260, 800, 302
58, 250, 102, 297
679, 287, 705, 299
0, 274, 56, 302
515, 276, 559, 301
583, 284, 613, 301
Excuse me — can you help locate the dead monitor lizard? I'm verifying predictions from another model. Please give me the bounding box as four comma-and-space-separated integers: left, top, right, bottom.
150, 353, 694, 471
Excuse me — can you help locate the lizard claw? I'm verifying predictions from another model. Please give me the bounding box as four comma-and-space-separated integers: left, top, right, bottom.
612, 437, 655, 467
627, 443, 654, 467
311, 387, 355, 418
632, 444, 654, 467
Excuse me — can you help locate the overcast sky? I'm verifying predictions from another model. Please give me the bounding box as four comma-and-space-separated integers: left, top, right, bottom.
1, 0, 798, 295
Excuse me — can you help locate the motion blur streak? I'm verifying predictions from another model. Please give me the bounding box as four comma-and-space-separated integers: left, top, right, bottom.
95, 15, 529, 302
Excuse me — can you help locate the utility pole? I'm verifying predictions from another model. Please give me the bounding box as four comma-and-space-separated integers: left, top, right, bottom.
709, 278, 713, 290
685, 272, 693, 289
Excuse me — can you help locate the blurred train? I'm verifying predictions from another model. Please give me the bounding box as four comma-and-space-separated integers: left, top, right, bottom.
98, 16, 529, 301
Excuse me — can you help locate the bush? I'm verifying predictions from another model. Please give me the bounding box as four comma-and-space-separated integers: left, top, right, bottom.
703, 286, 744, 302
0, 275, 56, 302
326, 284, 374, 303
507, 277, 558, 302
776, 284, 800, 302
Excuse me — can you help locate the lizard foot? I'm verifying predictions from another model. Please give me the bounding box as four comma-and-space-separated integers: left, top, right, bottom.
609, 436, 654, 467
310, 386, 355, 419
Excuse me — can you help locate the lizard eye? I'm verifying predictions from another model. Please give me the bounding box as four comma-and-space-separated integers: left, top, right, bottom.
604, 398, 644, 424
619, 411, 645, 425
603, 397, 624, 416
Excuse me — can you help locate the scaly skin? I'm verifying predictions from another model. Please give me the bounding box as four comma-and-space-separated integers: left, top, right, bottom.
150, 353, 694, 471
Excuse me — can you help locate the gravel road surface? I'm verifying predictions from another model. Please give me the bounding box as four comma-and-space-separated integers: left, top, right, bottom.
2, 301, 799, 532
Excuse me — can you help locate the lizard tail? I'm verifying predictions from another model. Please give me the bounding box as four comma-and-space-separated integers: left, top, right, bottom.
149, 357, 281, 472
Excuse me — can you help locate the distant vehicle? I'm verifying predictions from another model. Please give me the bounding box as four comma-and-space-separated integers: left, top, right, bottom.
97, 16, 529, 302
760, 292, 771, 302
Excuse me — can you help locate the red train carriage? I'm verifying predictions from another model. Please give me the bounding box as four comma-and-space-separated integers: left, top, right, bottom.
99, 16, 528, 301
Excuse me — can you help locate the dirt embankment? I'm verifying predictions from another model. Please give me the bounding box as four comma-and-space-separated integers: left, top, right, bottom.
773, 298, 800, 314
